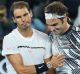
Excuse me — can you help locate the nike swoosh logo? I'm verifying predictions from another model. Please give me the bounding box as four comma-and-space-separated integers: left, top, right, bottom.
38, 65, 44, 69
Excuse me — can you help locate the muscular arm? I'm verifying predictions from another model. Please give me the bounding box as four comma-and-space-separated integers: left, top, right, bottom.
7, 54, 36, 74
7, 53, 64, 74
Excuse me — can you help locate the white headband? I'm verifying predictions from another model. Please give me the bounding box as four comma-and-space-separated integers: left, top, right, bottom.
45, 13, 65, 19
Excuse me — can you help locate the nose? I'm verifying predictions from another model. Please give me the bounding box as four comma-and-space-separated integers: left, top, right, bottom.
48, 26, 55, 32
21, 16, 25, 22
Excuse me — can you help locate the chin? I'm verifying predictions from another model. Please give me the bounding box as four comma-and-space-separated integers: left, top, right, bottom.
54, 32, 60, 35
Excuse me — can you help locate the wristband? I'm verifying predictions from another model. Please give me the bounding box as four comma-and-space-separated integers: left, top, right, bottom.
35, 63, 48, 74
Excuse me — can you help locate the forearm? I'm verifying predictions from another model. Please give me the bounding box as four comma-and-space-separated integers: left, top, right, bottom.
15, 63, 49, 74
14, 65, 36, 74
19, 61, 58, 74
7, 54, 52, 74
7, 54, 36, 74
46, 68, 56, 74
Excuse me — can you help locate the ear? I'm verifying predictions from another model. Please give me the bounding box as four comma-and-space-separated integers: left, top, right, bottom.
29, 10, 33, 18
12, 17, 16, 23
63, 16, 68, 22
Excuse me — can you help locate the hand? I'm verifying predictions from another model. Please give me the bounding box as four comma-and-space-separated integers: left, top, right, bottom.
50, 54, 64, 69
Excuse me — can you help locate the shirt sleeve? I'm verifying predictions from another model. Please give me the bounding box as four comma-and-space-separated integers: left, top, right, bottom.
2, 36, 19, 56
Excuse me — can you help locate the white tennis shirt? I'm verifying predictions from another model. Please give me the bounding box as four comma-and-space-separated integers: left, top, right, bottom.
2, 28, 51, 74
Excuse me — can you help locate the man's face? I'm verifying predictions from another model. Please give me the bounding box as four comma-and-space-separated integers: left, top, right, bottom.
13, 7, 32, 30
45, 13, 66, 35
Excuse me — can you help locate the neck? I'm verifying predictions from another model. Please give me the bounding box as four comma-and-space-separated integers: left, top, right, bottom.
18, 27, 33, 37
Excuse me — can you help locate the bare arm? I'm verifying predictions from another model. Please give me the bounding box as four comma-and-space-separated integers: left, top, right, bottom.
7, 54, 36, 74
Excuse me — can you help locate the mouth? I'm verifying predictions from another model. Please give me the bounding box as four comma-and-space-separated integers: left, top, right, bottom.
21, 23, 28, 28
22, 22, 29, 26
22, 24, 26, 26
22, 24, 27, 26
21, 23, 30, 29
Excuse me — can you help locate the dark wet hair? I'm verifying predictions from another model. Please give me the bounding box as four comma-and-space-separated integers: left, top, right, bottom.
10, 1, 30, 16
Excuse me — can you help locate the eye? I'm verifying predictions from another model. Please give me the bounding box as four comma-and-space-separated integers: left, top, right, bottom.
50, 23, 58, 26
15, 16, 21, 19
23, 13, 28, 17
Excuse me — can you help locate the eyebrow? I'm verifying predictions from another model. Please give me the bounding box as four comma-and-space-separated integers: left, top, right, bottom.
15, 13, 28, 19
23, 13, 28, 16
58, 17, 64, 20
